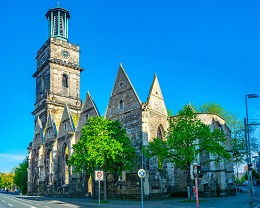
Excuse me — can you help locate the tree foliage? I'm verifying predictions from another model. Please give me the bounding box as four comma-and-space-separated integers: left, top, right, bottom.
0, 172, 14, 189
13, 157, 28, 194
144, 105, 231, 170
69, 116, 137, 200
69, 116, 137, 175
195, 102, 259, 166
196, 102, 243, 131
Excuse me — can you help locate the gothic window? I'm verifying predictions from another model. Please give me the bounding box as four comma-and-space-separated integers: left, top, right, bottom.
120, 82, 124, 88
49, 150, 53, 183
62, 74, 68, 88
63, 143, 69, 184
120, 99, 124, 109
86, 114, 90, 123
64, 123, 67, 130
157, 124, 164, 139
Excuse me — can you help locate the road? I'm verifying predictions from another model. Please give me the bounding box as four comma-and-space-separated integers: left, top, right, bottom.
1, 189, 260, 208
0, 193, 80, 208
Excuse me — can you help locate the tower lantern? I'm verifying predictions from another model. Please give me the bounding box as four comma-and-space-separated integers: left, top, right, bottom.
45, 7, 70, 41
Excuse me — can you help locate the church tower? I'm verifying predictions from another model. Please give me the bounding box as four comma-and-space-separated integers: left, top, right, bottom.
32, 6, 83, 128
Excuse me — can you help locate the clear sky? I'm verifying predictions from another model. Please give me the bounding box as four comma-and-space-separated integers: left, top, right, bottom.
0, 0, 259, 173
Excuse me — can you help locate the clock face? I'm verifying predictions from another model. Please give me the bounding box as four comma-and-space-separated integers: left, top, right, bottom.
61, 49, 70, 59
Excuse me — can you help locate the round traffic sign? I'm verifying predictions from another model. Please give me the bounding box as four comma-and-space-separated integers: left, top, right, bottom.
97, 171, 102, 179
95, 170, 104, 181
138, 169, 146, 178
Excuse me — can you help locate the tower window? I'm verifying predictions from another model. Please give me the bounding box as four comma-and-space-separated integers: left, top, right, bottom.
86, 114, 90, 123
62, 74, 68, 88
120, 99, 124, 109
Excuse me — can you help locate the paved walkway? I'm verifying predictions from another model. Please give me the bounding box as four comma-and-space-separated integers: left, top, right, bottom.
20, 191, 260, 208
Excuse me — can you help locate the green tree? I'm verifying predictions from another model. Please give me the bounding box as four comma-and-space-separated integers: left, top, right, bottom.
196, 102, 242, 131
144, 105, 231, 197
13, 157, 28, 194
69, 116, 137, 200
0, 172, 14, 190
195, 102, 259, 176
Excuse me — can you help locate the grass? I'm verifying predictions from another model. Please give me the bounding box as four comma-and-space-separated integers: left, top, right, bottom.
96, 200, 110, 204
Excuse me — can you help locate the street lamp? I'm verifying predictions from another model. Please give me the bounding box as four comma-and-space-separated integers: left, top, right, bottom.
245, 93, 259, 206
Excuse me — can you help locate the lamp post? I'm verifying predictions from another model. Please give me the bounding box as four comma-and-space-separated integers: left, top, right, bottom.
245, 93, 259, 206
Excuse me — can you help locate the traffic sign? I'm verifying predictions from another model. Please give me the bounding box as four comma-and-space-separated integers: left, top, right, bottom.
138, 169, 146, 178
95, 170, 104, 181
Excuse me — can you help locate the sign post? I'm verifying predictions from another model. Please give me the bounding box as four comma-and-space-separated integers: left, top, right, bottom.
95, 170, 104, 207
138, 169, 146, 208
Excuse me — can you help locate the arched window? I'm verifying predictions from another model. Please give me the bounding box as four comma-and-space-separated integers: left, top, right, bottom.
63, 143, 69, 184
86, 114, 90, 123
157, 124, 164, 139
120, 99, 124, 109
62, 74, 68, 88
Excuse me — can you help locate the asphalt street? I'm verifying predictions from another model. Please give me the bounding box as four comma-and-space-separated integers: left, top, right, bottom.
1, 190, 260, 208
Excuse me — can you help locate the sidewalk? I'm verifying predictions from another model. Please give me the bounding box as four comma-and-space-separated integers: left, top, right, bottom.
22, 191, 260, 208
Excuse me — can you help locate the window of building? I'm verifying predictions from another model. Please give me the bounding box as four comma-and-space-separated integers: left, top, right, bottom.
86, 114, 90, 123
120, 99, 124, 109
157, 125, 164, 139
62, 74, 68, 88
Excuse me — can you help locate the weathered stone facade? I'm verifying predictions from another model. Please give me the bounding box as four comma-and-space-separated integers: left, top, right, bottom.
27, 6, 235, 198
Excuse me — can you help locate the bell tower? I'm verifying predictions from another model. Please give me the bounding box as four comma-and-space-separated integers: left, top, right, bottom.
32, 6, 83, 128
46, 7, 70, 41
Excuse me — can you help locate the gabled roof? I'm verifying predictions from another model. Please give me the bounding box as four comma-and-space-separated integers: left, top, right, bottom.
58, 104, 76, 137
105, 63, 142, 117
44, 112, 57, 140
34, 116, 44, 145
81, 91, 100, 116
146, 73, 167, 116
76, 91, 100, 132
112, 63, 141, 103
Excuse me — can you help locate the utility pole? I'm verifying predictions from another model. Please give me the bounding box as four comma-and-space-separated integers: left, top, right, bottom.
193, 164, 199, 208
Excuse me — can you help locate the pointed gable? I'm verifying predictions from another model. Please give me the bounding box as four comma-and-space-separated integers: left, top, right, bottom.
76, 91, 100, 133
58, 104, 76, 138
146, 74, 167, 116
105, 63, 142, 118
44, 112, 57, 143
33, 117, 44, 148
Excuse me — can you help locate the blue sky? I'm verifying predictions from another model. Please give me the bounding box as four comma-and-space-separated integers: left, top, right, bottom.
0, 1, 259, 173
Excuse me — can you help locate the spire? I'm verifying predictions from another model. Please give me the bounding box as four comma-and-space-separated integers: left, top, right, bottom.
45, 6, 70, 41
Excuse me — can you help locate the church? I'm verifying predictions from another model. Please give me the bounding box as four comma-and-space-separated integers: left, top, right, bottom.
27, 6, 235, 198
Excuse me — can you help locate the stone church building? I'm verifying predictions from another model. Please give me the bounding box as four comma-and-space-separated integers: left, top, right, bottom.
27, 6, 235, 198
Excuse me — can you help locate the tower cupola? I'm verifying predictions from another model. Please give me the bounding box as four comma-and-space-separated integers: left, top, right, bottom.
45, 6, 70, 41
